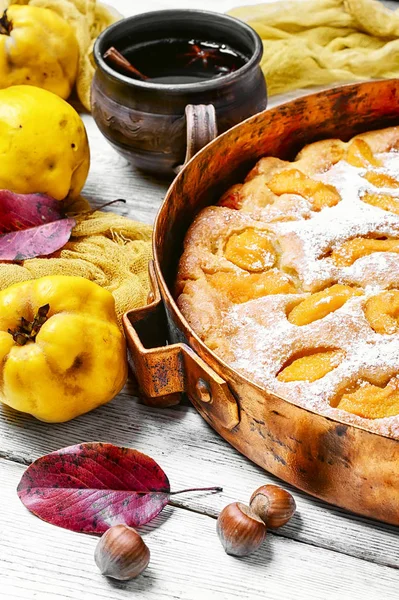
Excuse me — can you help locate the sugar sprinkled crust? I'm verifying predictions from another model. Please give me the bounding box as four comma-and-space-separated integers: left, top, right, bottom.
176, 126, 399, 438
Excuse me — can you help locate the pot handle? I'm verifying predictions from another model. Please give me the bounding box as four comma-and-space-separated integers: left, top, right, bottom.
122, 261, 240, 430
175, 104, 218, 173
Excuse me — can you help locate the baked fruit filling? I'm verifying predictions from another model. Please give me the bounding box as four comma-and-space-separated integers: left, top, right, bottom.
287, 285, 362, 326
361, 193, 399, 215
206, 270, 296, 303
224, 229, 276, 271
330, 237, 399, 267
344, 138, 381, 168
176, 125, 399, 429
362, 171, 399, 188
277, 349, 345, 383
364, 290, 399, 334
333, 378, 399, 419
268, 169, 341, 211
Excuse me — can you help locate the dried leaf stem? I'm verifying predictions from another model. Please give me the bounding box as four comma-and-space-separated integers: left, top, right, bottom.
169, 486, 223, 495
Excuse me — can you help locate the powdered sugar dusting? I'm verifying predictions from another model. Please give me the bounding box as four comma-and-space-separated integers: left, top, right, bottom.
217, 149, 399, 438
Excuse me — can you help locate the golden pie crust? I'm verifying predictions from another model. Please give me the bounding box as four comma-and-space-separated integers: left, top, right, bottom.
176, 126, 399, 437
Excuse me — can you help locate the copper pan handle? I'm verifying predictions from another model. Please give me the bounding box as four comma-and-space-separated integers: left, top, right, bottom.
122, 261, 240, 430
174, 104, 218, 174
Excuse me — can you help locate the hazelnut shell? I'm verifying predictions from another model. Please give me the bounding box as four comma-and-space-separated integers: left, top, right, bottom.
216, 501, 266, 557
94, 524, 150, 580
250, 484, 296, 528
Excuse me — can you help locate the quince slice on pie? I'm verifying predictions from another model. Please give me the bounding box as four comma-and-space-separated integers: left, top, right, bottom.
363, 171, 399, 188
207, 269, 296, 303
361, 192, 399, 215
365, 290, 399, 334
344, 139, 381, 168
224, 229, 276, 272
335, 377, 399, 419
330, 237, 399, 266
277, 349, 344, 382
288, 284, 361, 326
268, 169, 341, 211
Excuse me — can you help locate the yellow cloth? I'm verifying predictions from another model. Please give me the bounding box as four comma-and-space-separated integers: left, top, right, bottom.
229, 0, 399, 96
0, 211, 153, 325
6, 0, 120, 111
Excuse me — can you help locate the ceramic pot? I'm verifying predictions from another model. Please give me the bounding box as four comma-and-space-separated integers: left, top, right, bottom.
91, 9, 267, 176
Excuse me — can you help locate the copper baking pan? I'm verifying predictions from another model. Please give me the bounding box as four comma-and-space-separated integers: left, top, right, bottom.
123, 80, 399, 526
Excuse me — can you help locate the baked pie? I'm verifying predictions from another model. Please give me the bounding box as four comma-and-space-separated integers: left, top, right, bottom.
176, 125, 399, 437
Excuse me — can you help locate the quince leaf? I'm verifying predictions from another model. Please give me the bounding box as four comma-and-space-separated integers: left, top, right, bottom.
0, 190, 64, 233
0, 218, 76, 261
17, 442, 171, 534
0, 190, 75, 261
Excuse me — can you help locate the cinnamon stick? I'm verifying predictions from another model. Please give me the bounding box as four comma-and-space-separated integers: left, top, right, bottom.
103, 46, 148, 81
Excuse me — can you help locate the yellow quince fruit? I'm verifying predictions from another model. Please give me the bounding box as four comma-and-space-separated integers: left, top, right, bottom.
0, 5, 79, 99
0, 85, 90, 199
0, 276, 128, 422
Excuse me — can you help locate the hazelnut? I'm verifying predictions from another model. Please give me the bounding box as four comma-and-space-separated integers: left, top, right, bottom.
94, 524, 150, 580
216, 501, 266, 557
250, 484, 296, 528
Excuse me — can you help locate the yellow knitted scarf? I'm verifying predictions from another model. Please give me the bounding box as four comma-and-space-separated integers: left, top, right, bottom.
229, 0, 399, 96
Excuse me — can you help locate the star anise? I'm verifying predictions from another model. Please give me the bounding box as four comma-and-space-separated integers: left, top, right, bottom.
179, 43, 223, 69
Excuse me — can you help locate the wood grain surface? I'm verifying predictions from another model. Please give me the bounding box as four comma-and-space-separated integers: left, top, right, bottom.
3, 459, 399, 600
1, 380, 399, 571
1, 1, 399, 599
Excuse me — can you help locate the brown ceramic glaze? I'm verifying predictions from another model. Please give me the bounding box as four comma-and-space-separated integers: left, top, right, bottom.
91, 10, 266, 176
123, 80, 399, 526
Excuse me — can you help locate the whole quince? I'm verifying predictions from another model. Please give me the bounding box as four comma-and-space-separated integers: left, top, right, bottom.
0, 5, 78, 99
0, 276, 128, 422
0, 85, 90, 199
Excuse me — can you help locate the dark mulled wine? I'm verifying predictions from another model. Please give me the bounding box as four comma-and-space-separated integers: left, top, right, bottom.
112, 38, 248, 84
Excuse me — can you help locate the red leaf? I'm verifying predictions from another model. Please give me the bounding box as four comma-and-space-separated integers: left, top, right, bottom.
0, 218, 76, 261
17, 443, 171, 534
0, 190, 64, 234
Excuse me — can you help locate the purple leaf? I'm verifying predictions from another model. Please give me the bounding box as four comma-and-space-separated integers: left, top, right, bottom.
17, 443, 171, 534
0, 218, 76, 261
0, 190, 64, 234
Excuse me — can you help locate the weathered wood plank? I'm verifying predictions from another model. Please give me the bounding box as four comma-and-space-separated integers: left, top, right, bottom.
2, 458, 399, 600
0, 382, 398, 570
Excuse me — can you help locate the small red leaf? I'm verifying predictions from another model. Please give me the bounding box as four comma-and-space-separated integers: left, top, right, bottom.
0, 218, 76, 261
17, 443, 171, 534
0, 190, 64, 234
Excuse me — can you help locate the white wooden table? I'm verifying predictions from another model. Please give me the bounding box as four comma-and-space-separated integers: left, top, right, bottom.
2, 1, 399, 598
